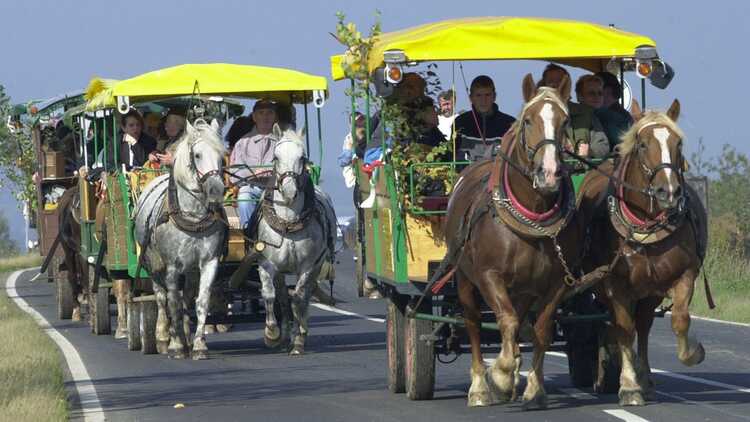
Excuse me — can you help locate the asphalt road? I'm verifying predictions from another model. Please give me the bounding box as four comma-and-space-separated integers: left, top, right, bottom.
7, 251, 750, 422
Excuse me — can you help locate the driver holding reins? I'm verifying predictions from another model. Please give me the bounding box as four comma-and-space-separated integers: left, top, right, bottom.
454, 75, 516, 162
229, 99, 279, 229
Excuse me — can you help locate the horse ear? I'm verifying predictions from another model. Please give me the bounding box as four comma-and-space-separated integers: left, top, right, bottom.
185, 120, 196, 136
210, 119, 220, 132
522, 73, 537, 102
272, 123, 283, 139
558, 74, 571, 102
666, 99, 680, 122
630, 98, 643, 122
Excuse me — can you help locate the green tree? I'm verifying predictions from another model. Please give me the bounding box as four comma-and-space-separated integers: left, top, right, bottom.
0, 84, 37, 212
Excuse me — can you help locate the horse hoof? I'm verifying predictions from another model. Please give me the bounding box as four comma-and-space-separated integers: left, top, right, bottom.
684, 343, 705, 366
522, 393, 548, 410
192, 350, 208, 360
71, 308, 82, 322
114, 328, 128, 340
157, 341, 170, 355
467, 390, 495, 407
216, 324, 232, 333
619, 389, 645, 406
169, 350, 189, 360
367, 289, 383, 300
204, 324, 216, 334
289, 346, 304, 356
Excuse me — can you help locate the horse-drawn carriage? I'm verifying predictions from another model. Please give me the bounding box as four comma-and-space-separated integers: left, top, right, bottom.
68, 63, 333, 358
11, 92, 87, 318
331, 17, 698, 407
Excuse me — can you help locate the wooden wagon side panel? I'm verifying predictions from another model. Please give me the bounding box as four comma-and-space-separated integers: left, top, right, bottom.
105, 172, 129, 269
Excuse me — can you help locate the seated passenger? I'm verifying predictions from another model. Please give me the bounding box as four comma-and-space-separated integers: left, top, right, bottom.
437, 89, 458, 141
594, 71, 634, 150
368, 72, 427, 153
148, 107, 186, 168
143, 112, 161, 140
408, 96, 447, 148
573, 74, 610, 158
105, 109, 157, 170
229, 99, 279, 229
453, 75, 515, 162
538, 64, 608, 158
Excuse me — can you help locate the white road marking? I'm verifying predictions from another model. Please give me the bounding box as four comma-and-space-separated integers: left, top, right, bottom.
311, 303, 385, 323
604, 409, 650, 422
654, 390, 750, 421
6, 269, 104, 422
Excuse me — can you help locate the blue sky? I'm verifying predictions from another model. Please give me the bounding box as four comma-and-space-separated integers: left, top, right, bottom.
0, 0, 746, 248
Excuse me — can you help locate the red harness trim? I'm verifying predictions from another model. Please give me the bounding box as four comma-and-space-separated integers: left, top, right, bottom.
618, 183, 666, 228
503, 161, 562, 222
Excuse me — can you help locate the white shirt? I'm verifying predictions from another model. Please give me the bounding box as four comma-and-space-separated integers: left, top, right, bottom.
438, 114, 457, 140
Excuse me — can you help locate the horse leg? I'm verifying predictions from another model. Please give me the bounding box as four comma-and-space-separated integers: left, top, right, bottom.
457, 271, 493, 407
608, 281, 644, 406
192, 258, 219, 360
275, 273, 292, 349
152, 281, 171, 354
521, 284, 567, 410
165, 268, 188, 359
289, 267, 321, 356
259, 265, 282, 348
635, 296, 662, 396
477, 273, 521, 405
65, 251, 82, 321
671, 270, 704, 366
113, 278, 131, 339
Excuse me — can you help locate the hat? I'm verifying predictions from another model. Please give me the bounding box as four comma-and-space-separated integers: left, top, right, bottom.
166, 106, 187, 117
252, 99, 277, 112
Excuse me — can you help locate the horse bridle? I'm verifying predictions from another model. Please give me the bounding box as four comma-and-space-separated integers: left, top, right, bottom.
273, 139, 308, 194
515, 99, 568, 176
189, 139, 223, 187
634, 123, 685, 199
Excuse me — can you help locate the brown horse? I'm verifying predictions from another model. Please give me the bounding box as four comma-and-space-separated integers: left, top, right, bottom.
443, 74, 583, 408
57, 184, 87, 321
577, 100, 708, 406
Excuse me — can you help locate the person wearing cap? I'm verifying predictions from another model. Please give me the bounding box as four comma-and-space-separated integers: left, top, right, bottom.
453, 75, 515, 162
229, 99, 279, 228
149, 107, 187, 167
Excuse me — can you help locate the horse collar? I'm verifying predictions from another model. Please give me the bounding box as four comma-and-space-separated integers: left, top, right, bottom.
164, 171, 226, 234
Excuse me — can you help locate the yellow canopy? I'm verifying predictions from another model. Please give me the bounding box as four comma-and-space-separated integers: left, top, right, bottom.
331, 17, 658, 80
111, 63, 328, 103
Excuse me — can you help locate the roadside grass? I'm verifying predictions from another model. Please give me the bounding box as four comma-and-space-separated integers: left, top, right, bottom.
1, 254, 68, 422
690, 222, 750, 324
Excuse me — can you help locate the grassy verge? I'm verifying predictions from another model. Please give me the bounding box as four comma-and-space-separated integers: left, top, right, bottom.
690, 224, 750, 324
1, 254, 68, 422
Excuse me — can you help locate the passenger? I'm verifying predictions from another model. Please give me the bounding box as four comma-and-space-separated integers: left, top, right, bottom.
143, 112, 161, 140
573, 75, 610, 158
594, 71, 633, 150
538, 64, 609, 158
437, 89, 458, 140
148, 107, 186, 167
107, 109, 157, 170
408, 96, 447, 148
338, 112, 368, 188
453, 75, 515, 162
229, 99, 279, 229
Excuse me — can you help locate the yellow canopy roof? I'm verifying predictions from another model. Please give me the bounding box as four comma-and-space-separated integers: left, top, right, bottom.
112, 63, 327, 103
331, 17, 658, 80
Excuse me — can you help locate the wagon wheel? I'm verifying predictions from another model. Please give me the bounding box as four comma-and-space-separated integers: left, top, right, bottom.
140, 300, 158, 355
386, 295, 406, 393
54, 255, 75, 320
89, 265, 111, 335
565, 323, 597, 388
126, 300, 141, 351
405, 301, 435, 400
355, 243, 365, 297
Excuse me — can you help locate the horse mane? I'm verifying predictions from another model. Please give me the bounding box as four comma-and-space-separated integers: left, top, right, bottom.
173, 119, 226, 185
512, 87, 569, 140
618, 111, 685, 157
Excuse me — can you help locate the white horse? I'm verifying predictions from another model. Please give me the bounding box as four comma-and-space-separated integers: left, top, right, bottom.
247, 125, 337, 355
133, 119, 227, 359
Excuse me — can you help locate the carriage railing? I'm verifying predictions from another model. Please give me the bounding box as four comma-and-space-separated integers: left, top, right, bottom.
407, 161, 469, 215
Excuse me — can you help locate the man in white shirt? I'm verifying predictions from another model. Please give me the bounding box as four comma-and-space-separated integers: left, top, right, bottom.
437, 89, 457, 140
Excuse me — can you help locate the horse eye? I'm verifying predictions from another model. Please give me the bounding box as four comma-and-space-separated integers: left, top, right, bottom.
524, 118, 532, 126
194, 153, 201, 159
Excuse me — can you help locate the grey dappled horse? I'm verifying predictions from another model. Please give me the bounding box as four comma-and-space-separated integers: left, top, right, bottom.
252, 125, 337, 356
134, 119, 226, 360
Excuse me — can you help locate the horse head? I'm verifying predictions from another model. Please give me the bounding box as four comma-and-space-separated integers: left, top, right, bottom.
174, 119, 226, 204
620, 99, 684, 210
272, 124, 307, 205
518, 73, 570, 194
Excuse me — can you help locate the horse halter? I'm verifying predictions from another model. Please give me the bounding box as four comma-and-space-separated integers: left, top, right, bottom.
189, 139, 222, 187
635, 123, 685, 195
273, 139, 308, 193
517, 99, 568, 170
